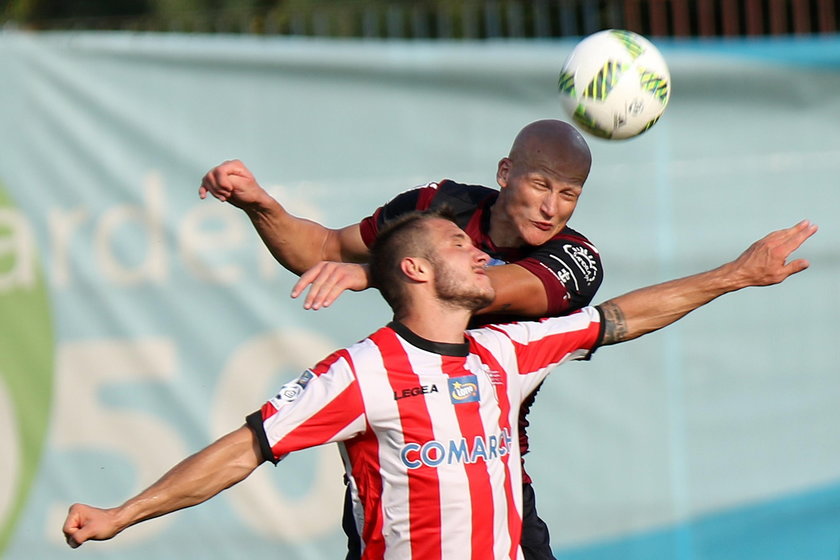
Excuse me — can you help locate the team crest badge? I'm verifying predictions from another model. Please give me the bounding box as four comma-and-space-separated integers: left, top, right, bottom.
448, 375, 480, 404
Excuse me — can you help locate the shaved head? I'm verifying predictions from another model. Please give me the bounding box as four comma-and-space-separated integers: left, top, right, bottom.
508, 119, 592, 182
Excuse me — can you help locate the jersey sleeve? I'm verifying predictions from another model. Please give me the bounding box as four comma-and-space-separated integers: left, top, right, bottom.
358, 183, 440, 247
512, 234, 603, 316
474, 307, 604, 400
246, 349, 367, 465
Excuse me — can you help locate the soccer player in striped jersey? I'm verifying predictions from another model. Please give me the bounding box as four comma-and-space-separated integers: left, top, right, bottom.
62, 212, 815, 559
199, 120, 601, 560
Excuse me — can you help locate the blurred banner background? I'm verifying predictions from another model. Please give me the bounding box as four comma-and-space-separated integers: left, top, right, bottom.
0, 23, 839, 560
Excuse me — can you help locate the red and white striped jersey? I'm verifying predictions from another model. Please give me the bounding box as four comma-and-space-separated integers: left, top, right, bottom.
247, 307, 603, 560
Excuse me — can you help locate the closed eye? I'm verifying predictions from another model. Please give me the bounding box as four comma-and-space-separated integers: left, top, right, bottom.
450, 232, 472, 247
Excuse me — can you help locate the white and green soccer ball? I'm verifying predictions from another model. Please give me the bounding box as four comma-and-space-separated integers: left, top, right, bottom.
558, 29, 671, 140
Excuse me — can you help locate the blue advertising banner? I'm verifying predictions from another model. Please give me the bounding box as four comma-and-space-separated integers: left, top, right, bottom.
0, 30, 838, 559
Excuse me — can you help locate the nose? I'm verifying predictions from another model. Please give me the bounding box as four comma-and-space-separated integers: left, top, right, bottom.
540, 191, 559, 218
473, 247, 489, 267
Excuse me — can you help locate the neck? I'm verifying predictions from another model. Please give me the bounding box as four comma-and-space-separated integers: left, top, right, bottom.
487, 200, 519, 248
395, 306, 472, 345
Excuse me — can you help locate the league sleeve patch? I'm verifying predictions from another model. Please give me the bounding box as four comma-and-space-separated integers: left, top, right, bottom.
297, 369, 314, 388
448, 375, 480, 404
270, 370, 315, 407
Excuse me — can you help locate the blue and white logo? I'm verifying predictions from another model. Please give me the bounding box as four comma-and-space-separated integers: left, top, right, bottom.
297, 369, 314, 388
400, 428, 513, 469
448, 375, 480, 404
271, 370, 315, 407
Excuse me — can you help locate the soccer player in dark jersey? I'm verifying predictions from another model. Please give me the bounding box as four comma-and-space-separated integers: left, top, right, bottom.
199, 120, 599, 559
62, 212, 816, 556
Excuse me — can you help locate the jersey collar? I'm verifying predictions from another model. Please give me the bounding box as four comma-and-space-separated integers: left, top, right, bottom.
388, 321, 470, 357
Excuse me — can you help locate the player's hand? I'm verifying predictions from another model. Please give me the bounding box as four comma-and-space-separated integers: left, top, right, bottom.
62, 503, 123, 548
291, 262, 371, 310
730, 220, 817, 287
198, 159, 269, 209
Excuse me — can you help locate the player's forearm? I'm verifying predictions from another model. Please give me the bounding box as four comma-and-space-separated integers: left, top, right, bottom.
599, 221, 816, 345
111, 426, 263, 533
474, 264, 550, 317
244, 201, 340, 275
598, 262, 743, 345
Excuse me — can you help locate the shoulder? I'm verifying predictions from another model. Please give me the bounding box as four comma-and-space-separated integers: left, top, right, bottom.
429, 180, 498, 209
549, 226, 600, 254
468, 308, 602, 350
522, 227, 601, 279
509, 226, 604, 312
374, 179, 497, 214
435, 179, 497, 197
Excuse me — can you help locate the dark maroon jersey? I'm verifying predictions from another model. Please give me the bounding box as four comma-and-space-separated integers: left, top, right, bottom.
359, 179, 604, 482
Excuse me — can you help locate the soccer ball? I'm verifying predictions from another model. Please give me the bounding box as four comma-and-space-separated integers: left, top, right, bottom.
558, 29, 671, 140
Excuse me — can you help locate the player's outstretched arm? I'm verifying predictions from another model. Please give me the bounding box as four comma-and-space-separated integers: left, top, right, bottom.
62, 425, 264, 548
199, 160, 369, 275
598, 220, 817, 346
290, 259, 553, 313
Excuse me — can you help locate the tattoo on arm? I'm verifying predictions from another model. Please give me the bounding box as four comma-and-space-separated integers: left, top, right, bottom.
599, 301, 628, 345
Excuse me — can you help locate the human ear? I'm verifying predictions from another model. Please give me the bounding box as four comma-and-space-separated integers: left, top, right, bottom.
400, 256, 431, 283
496, 157, 511, 188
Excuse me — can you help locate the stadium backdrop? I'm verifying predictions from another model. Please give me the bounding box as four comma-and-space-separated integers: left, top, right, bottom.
0, 30, 838, 560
